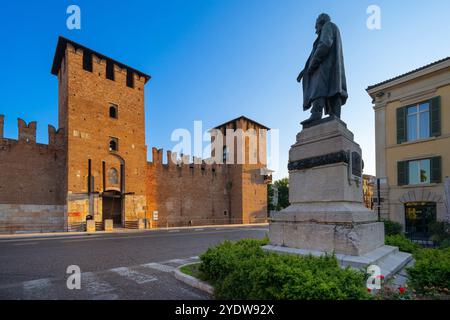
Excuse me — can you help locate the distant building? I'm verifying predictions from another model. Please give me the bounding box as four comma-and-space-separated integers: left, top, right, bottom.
0, 37, 271, 233
363, 174, 375, 210
367, 57, 450, 240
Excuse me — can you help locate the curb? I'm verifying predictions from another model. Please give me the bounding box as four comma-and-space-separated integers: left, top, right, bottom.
174, 263, 215, 296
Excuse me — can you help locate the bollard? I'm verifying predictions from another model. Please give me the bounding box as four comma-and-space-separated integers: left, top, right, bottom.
104, 219, 113, 232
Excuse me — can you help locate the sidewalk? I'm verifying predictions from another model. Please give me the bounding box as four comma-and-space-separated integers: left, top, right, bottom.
0, 223, 269, 240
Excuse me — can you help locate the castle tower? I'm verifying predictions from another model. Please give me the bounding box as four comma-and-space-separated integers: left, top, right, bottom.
212, 116, 271, 224
51, 37, 151, 229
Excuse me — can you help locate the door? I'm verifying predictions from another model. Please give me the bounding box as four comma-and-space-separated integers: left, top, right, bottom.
405, 202, 437, 241
102, 190, 122, 226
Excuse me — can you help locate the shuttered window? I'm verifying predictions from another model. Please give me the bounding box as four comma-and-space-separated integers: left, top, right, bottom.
398, 156, 442, 186
396, 96, 441, 144
430, 156, 442, 184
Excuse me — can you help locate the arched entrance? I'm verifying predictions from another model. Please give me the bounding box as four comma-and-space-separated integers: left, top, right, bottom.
102, 190, 122, 226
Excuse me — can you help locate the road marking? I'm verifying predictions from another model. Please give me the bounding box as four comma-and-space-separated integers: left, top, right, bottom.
59, 228, 265, 243
23, 278, 53, 299
168, 230, 180, 233
13, 242, 38, 246
109, 267, 158, 284
0, 235, 102, 243
194, 229, 204, 231
142, 263, 176, 273
83, 272, 116, 298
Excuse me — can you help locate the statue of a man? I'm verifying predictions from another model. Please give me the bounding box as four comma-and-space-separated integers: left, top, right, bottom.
297, 13, 348, 126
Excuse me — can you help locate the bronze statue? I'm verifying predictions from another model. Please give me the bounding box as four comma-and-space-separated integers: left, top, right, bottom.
297, 13, 348, 126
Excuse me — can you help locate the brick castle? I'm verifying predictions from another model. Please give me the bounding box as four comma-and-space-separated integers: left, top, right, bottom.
0, 37, 271, 233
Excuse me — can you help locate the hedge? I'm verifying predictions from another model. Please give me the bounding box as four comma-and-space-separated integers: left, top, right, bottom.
199, 239, 371, 300
385, 235, 421, 254
407, 248, 450, 295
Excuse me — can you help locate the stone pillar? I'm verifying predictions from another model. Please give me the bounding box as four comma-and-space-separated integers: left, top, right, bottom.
265, 118, 412, 277
269, 118, 384, 256
0, 114, 4, 138
86, 220, 96, 233
104, 219, 113, 232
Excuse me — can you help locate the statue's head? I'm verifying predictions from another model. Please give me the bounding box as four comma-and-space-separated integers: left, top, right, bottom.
315, 13, 331, 34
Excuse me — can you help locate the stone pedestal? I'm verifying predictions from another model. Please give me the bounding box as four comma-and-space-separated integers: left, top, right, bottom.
86, 220, 96, 233
104, 219, 113, 232
265, 118, 411, 277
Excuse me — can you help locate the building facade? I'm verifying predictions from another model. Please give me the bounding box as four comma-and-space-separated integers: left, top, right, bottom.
0, 37, 270, 233
367, 57, 450, 240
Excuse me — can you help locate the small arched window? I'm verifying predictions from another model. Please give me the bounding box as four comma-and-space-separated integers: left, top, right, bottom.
109, 137, 118, 152
109, 104, 118, 119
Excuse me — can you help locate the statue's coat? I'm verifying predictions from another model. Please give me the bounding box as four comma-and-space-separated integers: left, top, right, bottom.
302, 21, 348, 113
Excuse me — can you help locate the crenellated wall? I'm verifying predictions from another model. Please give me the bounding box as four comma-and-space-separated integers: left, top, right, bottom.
146, 147, 268, 228
0, 116, 66, 233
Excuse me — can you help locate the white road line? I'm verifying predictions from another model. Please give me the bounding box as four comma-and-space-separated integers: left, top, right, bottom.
83, 272, 116, 297
0, 235, 102, 243
22, 278, 53, 299
168, 230, 180, 233
142, 263, 176, 273
13, 242, 38, 246
194, 229, 204, 231
109, 267, 158, 284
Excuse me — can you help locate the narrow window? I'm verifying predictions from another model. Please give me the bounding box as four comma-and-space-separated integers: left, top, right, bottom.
83, 51, 93, 72
109, 137, 119, 152
406, 103, 430, 142
109, 104, 118, 119
126, 69, 134, 88
408, 159, 431, 185
223, 146, 229, 164
106, 60, 115, 81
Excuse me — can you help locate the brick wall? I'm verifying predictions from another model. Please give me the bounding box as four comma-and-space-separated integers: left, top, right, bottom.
0, 118, 65, 205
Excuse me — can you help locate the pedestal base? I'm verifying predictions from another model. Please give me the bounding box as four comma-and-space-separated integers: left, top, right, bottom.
262, 244, 413, 279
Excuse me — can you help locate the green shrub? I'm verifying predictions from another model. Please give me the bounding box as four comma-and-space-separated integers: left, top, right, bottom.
385, 235, 421, 253
200, 239, 371, 300
382, 219, 403, 236
199, 238, 267, 283
407, 248, 450, 295
429, 221, 450, 244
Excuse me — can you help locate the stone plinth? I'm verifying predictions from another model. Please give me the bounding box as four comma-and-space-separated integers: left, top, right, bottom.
104, 219, 113, 232
86, 220, 96, 233
266, 118, 412, 275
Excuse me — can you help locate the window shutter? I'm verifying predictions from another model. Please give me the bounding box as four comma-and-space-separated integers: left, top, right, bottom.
430, 96, 441, 137
397, 107, 407, 144
430, 156, 442, 184
397, 161, 408, 186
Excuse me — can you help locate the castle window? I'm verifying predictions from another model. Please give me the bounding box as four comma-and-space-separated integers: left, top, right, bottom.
109, 104, 118, 119
106, 60, 115, 81
109, 137, 119, 152
126, 69, 134, 88
223, 146, 229, 164
83, 51, 93, 72
108, 168, 119, 184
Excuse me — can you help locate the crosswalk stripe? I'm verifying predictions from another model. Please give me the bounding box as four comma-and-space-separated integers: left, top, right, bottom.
142, 263, 176, 273
23, 278, 53, 299
109, 267, 158, 284
83, 272, 116, 297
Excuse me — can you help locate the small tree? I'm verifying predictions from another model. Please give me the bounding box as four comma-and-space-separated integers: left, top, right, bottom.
267, 178, 290, 212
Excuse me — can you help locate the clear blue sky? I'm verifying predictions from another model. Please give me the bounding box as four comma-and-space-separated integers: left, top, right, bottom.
1, 0, 449, 180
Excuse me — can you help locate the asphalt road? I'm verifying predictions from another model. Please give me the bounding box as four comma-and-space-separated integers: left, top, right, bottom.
0, 225, 268, 300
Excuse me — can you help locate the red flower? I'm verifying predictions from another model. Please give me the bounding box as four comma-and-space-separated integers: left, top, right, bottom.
378, 275, 385, 280
367, 288, 372, 293
399, 287, 406, 294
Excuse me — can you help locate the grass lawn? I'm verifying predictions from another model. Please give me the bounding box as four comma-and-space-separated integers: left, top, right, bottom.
179, 263, 209, 282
